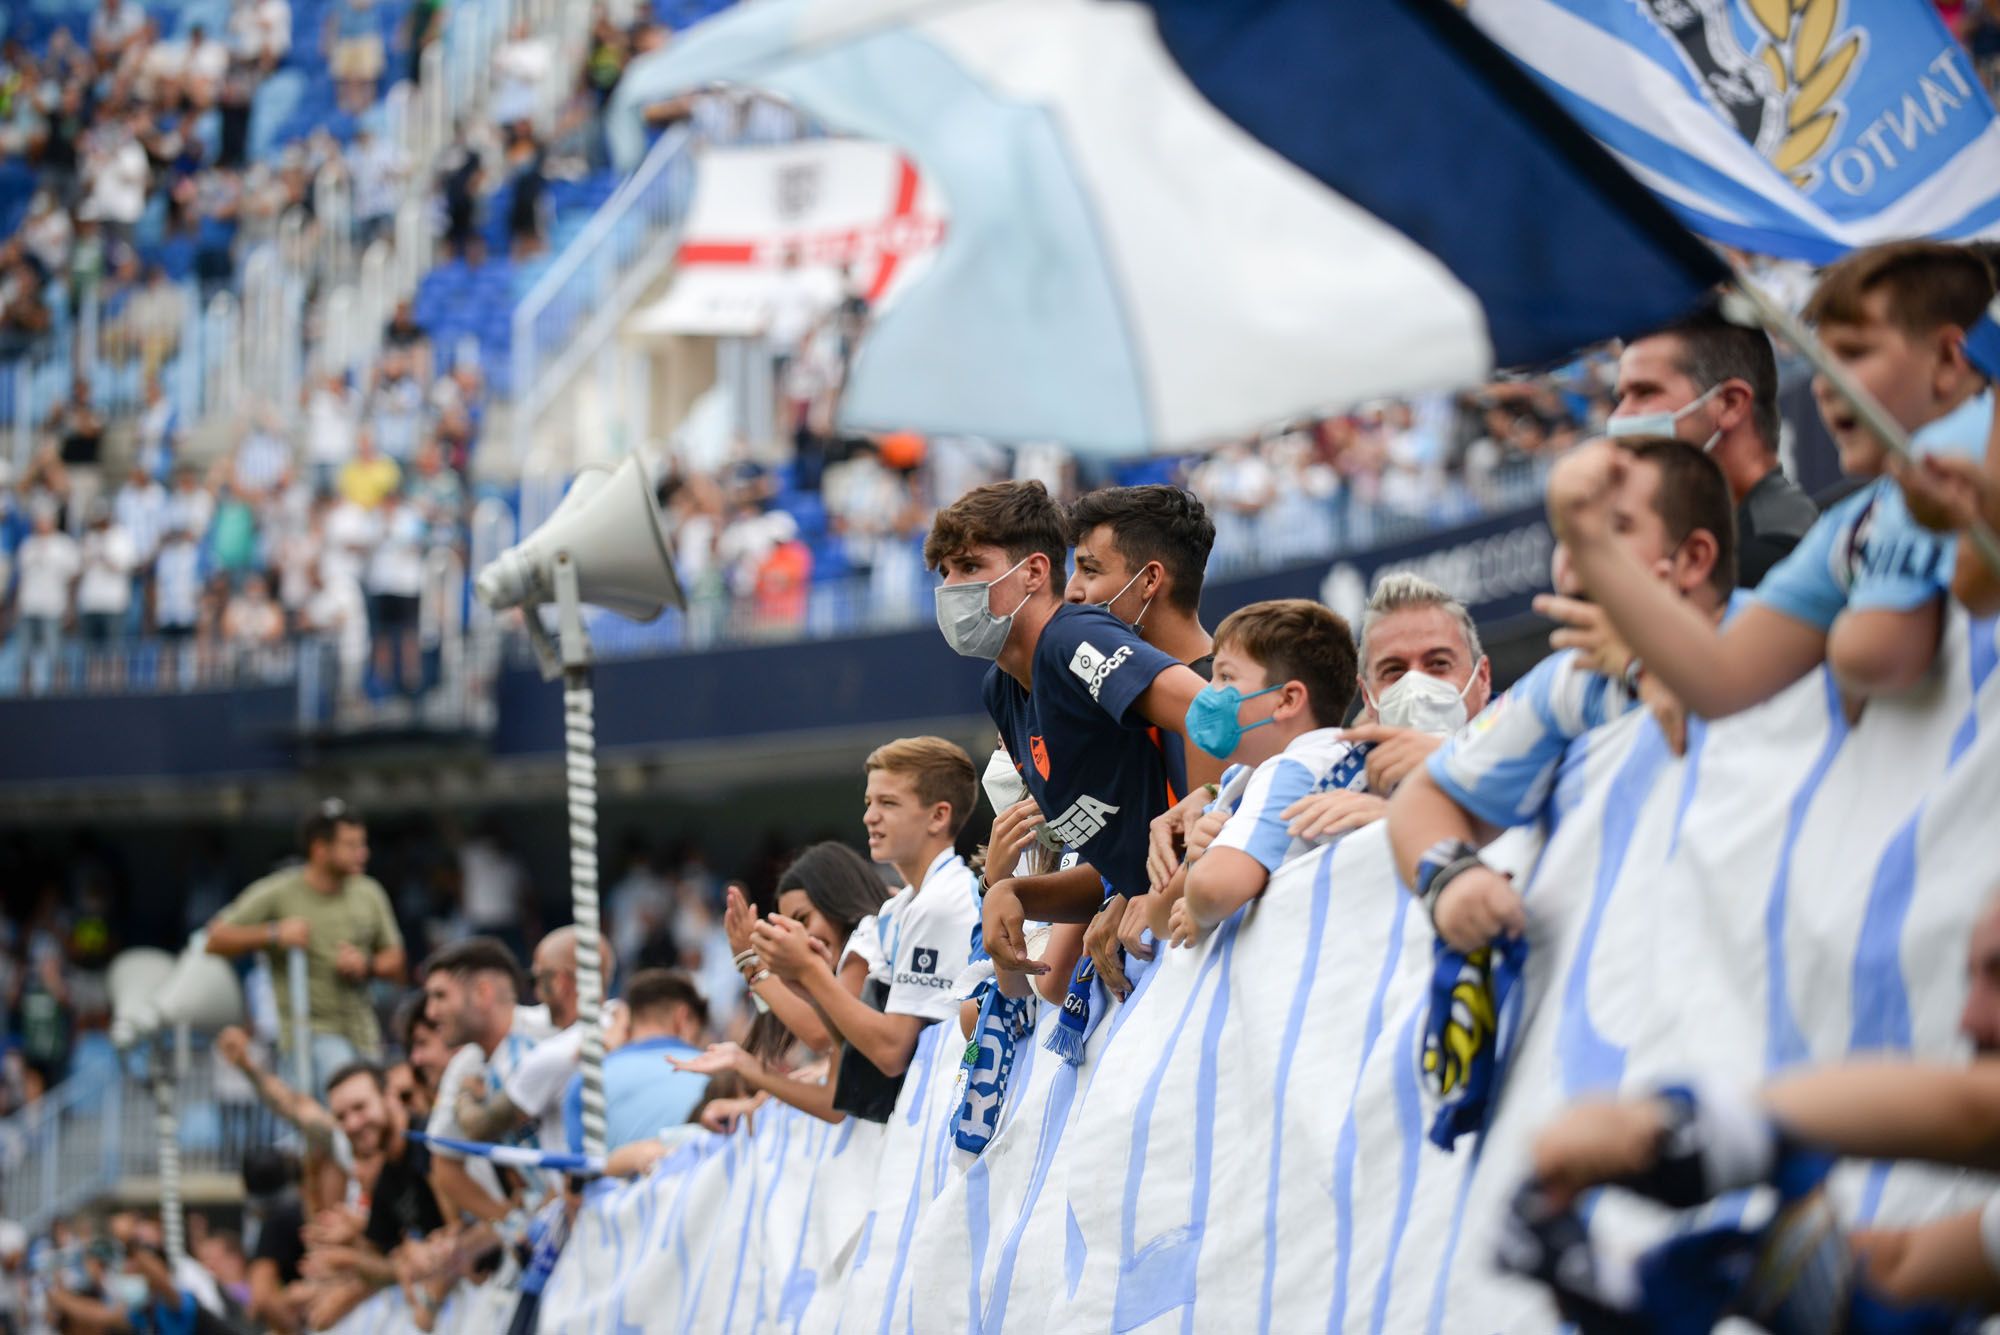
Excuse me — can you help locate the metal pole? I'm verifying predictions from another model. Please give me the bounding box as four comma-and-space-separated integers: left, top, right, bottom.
554, 558, 608, 1164
1728, 273, 2000, 579
154, 1061, 185, 1266
288, 946, 313, 1096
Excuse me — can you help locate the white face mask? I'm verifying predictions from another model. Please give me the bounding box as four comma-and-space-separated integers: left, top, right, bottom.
1367, 664, 1480, 735
982, 747, 1028, 814
1607, 381, 1723, 452
1094, 566, 1153, 631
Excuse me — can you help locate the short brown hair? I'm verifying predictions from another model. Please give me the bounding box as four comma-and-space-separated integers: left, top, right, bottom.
1803, 241, 1996, 339
623, 968, 709, 1031
923, 480, 1069, 575
421, 937, 522, 998
1065, 485, 1215, 613
865, 736, 977, 837
1611, 434, 1738, 602
1647, 303, 1781, 455
1212, 599, 1358, 728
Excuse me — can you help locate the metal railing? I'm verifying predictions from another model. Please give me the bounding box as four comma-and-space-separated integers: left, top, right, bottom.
2, 275, 248, 469
0, 462, 1553, 700
510, 125, 699, 468
0, 1039, 283, 1233
0, 635, 303, 700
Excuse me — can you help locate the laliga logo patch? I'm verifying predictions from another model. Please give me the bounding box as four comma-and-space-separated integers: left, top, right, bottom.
1069, 640, 1133, 702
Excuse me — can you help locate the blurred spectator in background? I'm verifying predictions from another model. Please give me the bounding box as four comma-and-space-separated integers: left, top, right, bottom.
347, 122, 404, 244
365, 491, 425, 692
437, 126, 482, 262
502, 120, 547, 259
205, 801, 407, 1093
455, 822, 535, 959
14, 506, 79, 680
48, 376, 105, 469
329, 0, 384, 113
131, 373, 181, 480
74, 501, 136, 651
563, 967, 709, 1154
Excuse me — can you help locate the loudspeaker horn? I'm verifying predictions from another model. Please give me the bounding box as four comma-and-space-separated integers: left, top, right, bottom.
107, 937, 246, 1046
475, 455, 685, 621
108, 947, 176, 1048
156, 934, 248, 1033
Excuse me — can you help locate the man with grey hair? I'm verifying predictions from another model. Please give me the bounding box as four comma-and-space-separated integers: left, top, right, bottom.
1281, 571, 1493, 842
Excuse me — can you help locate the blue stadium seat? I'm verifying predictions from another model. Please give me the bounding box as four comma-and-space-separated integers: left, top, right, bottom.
776, 491, 828, 542
250, 70, 307, 162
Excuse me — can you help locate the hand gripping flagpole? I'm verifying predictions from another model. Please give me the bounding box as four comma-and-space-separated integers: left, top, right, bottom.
1727, 273, 2000, 581
552, 555, 610, 1166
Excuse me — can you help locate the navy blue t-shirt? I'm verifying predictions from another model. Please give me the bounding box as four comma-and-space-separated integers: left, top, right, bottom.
983, 605, 1185, 900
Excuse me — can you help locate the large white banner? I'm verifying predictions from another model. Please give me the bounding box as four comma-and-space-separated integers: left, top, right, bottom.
337, 612, 2000, 1333
630, 139, 948, 337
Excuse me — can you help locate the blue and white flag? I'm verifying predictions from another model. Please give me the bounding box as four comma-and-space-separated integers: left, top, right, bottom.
410, 1131, 603, 1178
610, 0, 1723, 453
1467, 0, 2000, 262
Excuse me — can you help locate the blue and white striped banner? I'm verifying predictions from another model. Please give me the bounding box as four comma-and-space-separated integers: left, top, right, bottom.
335, 610, 2000, 1333
408, 1131, 604, 1178
1466, 0, 2000, 261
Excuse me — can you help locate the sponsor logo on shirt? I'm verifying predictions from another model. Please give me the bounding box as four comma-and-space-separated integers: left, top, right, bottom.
1045, 793, 1119, 847
895, 944, 954, 991
1068, 640, 1133, 701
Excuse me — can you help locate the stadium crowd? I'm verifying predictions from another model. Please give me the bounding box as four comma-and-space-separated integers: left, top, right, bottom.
4, 232, 1999, 1331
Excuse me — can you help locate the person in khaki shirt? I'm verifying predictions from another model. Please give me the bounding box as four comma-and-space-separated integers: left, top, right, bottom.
207, 801, 407, 1094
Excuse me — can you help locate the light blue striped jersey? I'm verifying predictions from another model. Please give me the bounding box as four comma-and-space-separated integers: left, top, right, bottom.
1753, 475, 1953, 632
1428, 651, 1639, 830
1208, 728, 1373, 873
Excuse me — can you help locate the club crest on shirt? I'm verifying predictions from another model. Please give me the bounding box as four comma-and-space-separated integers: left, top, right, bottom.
1068, 640, 1133, 701
1029, 734, 1051, 780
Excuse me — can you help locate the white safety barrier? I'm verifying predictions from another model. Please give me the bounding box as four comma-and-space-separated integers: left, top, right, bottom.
333, 610, 2000, 1333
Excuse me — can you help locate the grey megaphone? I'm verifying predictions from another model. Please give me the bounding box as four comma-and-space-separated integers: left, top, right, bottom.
107, 935, 246, 1047
108, 947, 176, 1048
475, 455, 684, 622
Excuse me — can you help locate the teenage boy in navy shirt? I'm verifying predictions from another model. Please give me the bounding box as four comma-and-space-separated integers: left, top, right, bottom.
926, 480, 1218, 993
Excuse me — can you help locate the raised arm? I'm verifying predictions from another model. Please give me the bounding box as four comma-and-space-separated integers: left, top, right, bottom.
1549, 440, 1824, 719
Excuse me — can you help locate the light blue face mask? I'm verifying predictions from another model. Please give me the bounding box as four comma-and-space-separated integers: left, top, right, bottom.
1607, 381, 1724, 451
1184, 683, 1280, 759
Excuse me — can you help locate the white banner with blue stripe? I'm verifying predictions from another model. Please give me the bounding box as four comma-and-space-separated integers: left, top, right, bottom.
333, 611, 2000, 1333
1467, 0, 2000, 260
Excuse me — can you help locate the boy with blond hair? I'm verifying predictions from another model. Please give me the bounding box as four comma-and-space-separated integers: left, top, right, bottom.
749, 735, 980, 1078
